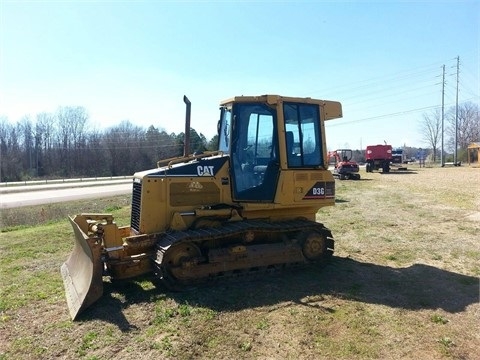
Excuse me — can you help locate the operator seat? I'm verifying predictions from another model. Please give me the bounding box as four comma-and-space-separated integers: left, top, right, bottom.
286, 131, 301, 166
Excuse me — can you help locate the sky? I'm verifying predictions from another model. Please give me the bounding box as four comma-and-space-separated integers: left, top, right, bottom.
0, 0, 479, 150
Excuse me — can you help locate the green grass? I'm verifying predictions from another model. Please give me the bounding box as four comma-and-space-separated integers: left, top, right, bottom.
431, 314, 449, 324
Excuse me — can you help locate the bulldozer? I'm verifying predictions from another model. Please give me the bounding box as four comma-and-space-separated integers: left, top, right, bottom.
61, 95, 343, 320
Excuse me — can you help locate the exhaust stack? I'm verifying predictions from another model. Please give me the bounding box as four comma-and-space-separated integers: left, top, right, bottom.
183, 95, 191, 156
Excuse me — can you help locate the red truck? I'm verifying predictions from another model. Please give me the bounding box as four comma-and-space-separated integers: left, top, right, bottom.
365, 144, 392, 173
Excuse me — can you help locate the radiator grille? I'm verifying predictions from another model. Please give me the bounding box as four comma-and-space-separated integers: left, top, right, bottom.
131, 181, 142, 232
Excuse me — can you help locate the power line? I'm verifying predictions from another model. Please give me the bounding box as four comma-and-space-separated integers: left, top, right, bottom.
325, 104, 441, 127
306, 60, 450, 99
325, 96, 476, 129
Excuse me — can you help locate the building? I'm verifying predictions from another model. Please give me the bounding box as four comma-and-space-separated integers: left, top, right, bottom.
467, 142, 480, 166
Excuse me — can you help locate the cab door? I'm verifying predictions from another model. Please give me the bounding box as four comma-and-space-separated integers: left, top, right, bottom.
230, 102, 279, 202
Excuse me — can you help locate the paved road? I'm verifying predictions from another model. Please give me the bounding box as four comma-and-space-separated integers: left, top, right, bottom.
0, 179, 132, 194
0, 182, 132, 209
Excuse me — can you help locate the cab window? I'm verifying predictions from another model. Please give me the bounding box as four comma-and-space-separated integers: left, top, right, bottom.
284, 103, 322, 167
218, 107, 231, 152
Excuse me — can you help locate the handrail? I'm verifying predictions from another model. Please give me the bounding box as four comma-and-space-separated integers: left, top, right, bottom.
156, 151, 224, 168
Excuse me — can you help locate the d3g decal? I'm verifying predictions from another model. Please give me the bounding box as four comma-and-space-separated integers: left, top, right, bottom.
303, 182, 335, 199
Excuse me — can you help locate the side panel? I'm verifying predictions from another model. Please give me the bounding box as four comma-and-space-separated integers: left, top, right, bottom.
134, 156, 231, 234
137, 177, 168, 234
293, 171, 335, 202
170, 181, 221, 206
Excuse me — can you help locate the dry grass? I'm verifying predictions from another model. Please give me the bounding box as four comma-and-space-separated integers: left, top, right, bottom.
0, 195, 132, 230
1, 166, 479, 359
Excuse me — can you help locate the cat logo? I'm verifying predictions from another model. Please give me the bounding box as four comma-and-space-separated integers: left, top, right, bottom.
197, 165, 215, 176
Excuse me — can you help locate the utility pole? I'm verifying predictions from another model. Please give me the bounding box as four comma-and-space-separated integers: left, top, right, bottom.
454, 56, 459, 165
441, 64, 445, 167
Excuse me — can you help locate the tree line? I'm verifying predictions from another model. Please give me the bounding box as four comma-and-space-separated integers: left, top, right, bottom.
1, 102, 478, 182
0, 106, 218, 182
420, 102, 479, 163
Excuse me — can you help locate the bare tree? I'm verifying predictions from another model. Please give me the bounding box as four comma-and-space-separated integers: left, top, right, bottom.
0, 117, 23, 181
446, 102, 480, 157
56, 106, 89, 175
420, 109, 442, 163
36, 112, 56, 176
0, 117, 13, 181
18, 116, 36, 176
104, 120, 146, 176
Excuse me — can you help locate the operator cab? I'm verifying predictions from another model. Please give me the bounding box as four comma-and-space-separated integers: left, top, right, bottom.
218, 96, 326, 202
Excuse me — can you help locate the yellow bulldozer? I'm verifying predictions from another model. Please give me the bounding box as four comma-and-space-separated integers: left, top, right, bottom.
61, 95, 343, 320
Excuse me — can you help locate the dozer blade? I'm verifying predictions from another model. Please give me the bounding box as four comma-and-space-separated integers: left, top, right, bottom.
61, 216, 104, 320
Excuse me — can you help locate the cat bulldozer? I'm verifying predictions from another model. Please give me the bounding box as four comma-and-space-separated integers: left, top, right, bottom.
61, 95, 343, 320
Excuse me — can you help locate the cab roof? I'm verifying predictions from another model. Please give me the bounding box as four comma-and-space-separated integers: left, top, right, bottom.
219, 95, 342, 120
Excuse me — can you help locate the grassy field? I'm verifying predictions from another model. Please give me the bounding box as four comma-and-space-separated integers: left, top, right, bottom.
1, 166, 479, 359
